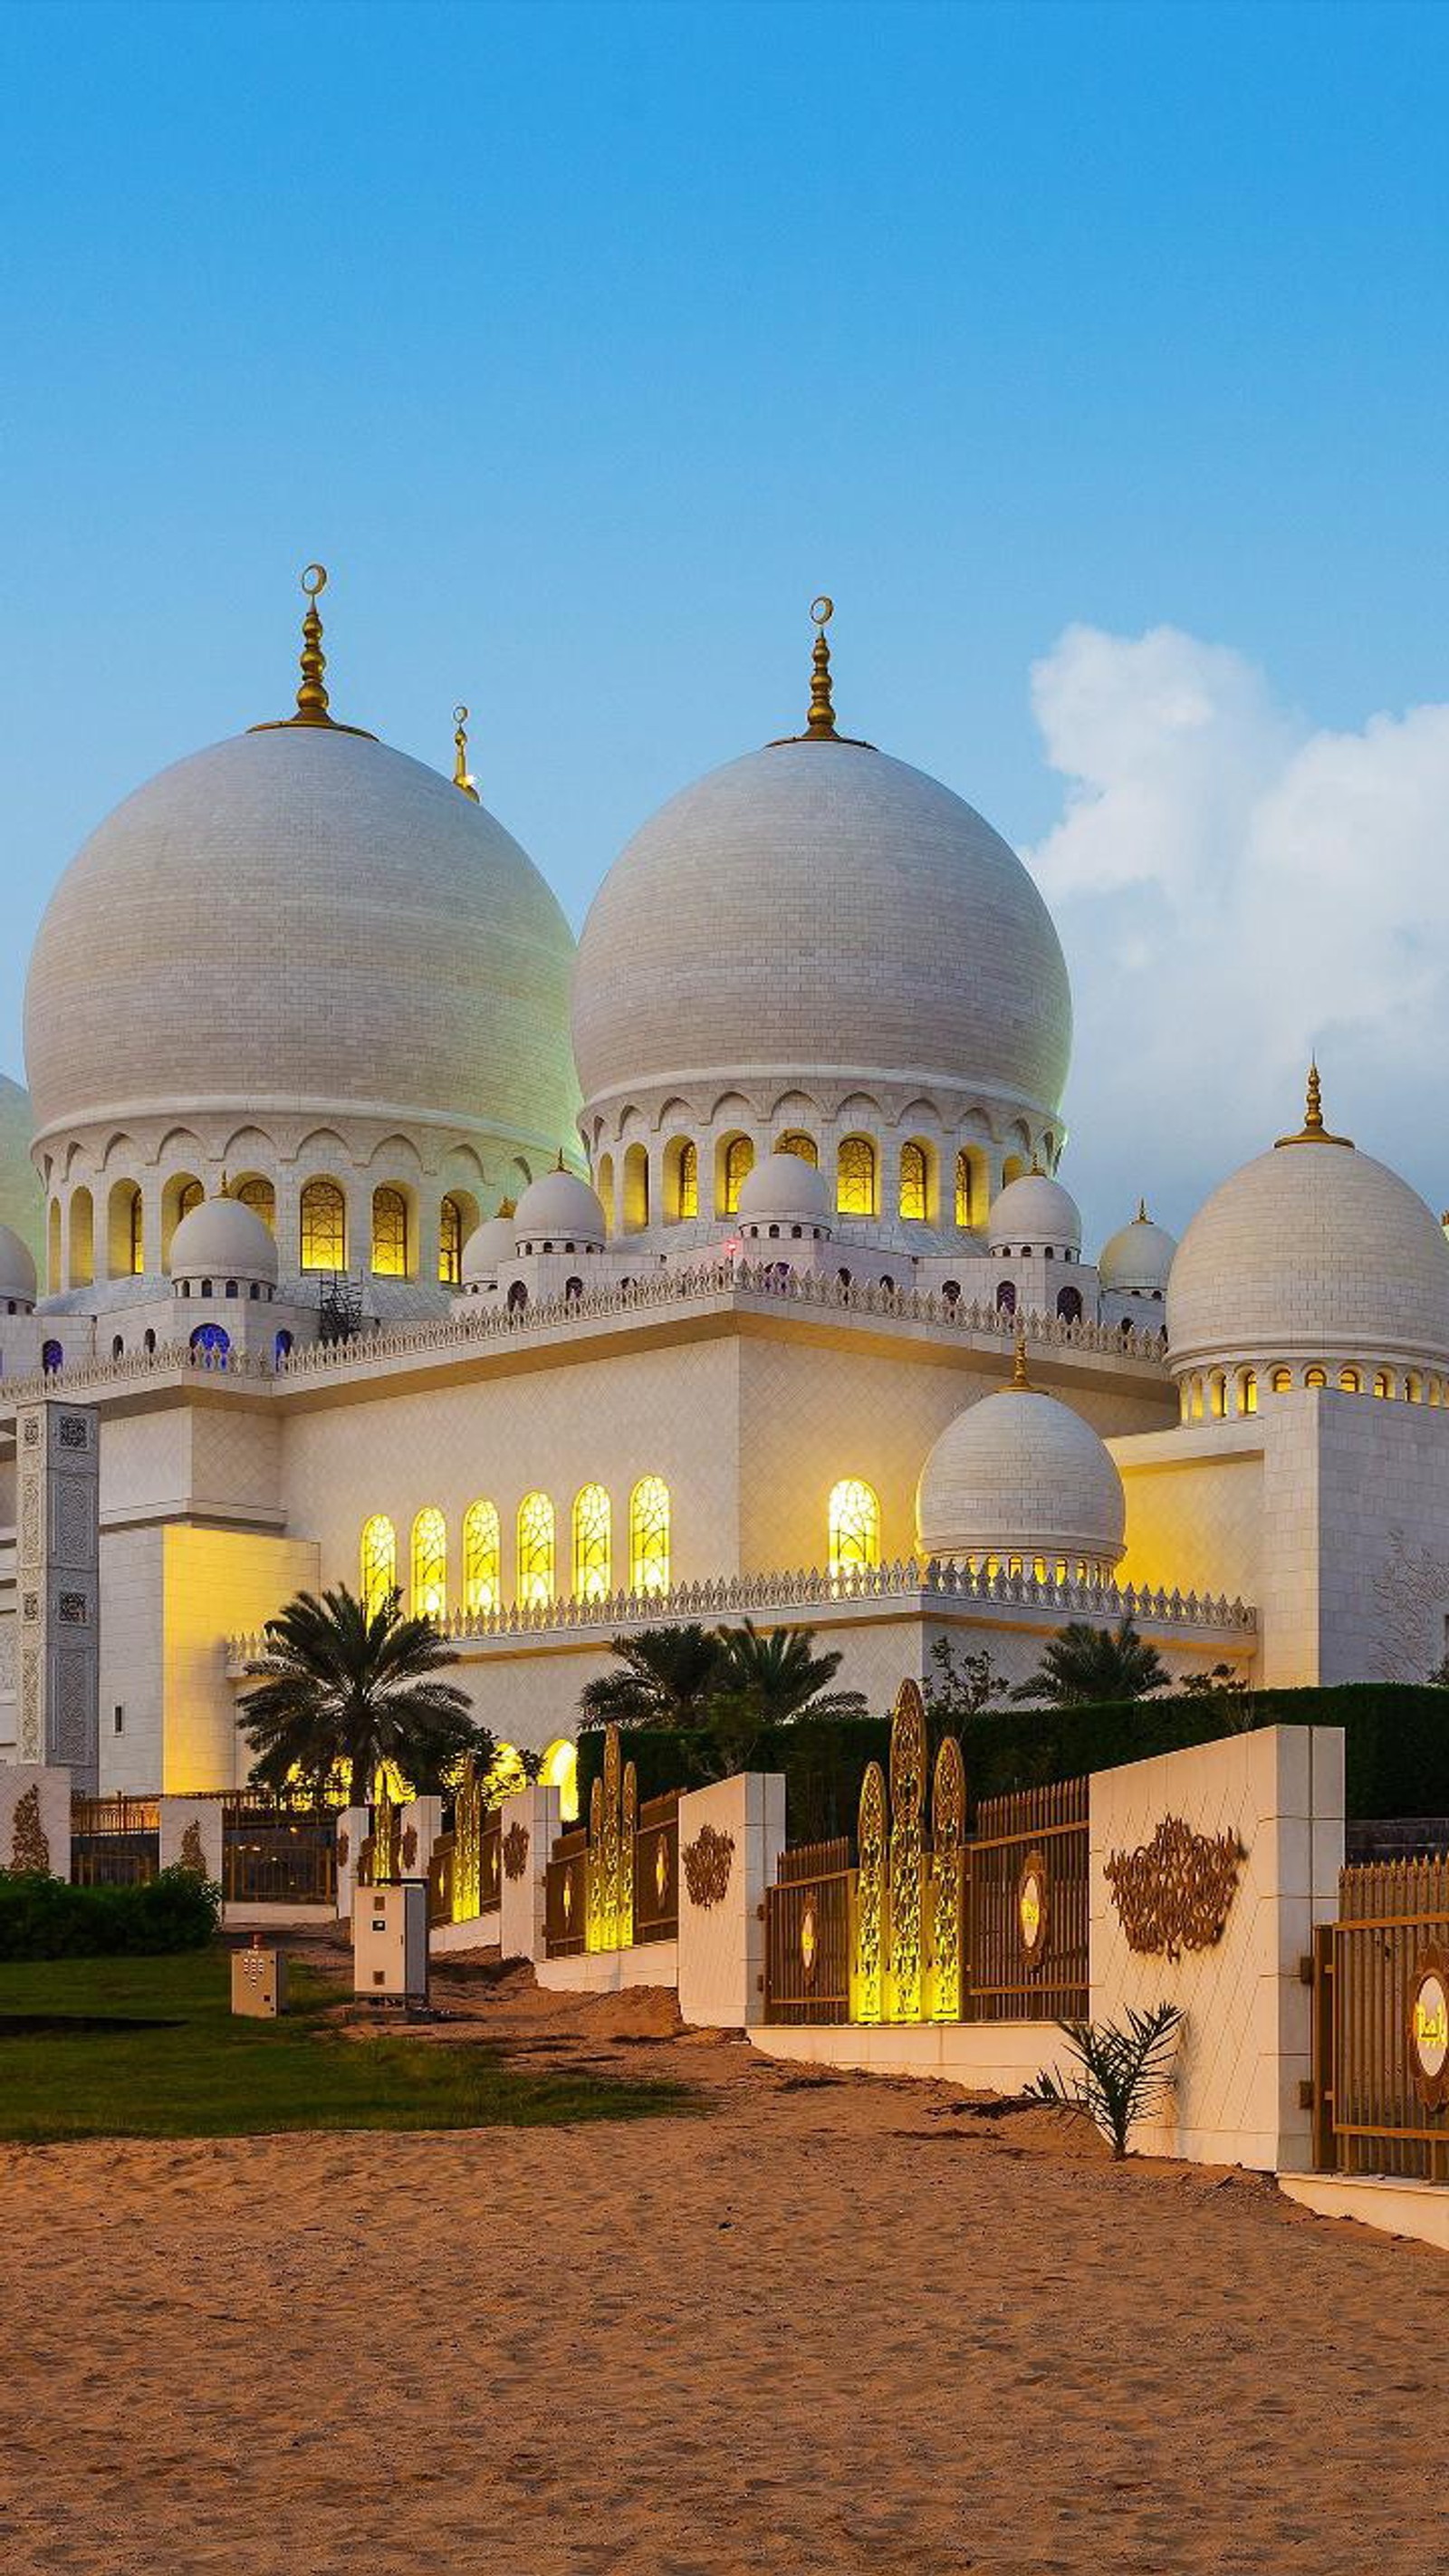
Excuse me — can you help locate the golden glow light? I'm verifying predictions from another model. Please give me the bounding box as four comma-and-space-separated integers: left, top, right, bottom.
371, 1186, 409, 1278
829, 1476, 880, 1576
722, 1135, 753, 1215
463, 1498, 500, 1612
517, 1491, 555, 1605
899, 1141, 927, 1222
572, 1483, 611, 1600
360, 1513, 397, 1617
301, 1177, 346, 1270
837, 1135, 876, 1217
676, 1140, 698, 1219
629, 1474, 670, 1594
410, 1505, 447, 1620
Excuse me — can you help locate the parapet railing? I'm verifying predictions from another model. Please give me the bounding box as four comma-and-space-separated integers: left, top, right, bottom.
0, 1261, 1169, 1409
226, 1555, 1254, 1667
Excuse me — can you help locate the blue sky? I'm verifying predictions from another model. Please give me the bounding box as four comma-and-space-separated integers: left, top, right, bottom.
2, 0, 1447, 1233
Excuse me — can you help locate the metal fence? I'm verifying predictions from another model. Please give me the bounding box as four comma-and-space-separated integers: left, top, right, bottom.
222, 1801, 336, 1906
966, 1776, 1090, 2024
764, 1838, 855, 2023
1314, 1854, 1449, 2183
545, 1828, 590, 1956
71, 1796, 160, 1889
632, 1792, 680, 1946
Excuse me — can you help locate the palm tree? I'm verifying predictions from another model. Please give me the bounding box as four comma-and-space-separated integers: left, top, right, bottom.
237, 1585, 489, 1803
579, 1624, 726, 1728
714, 1621, 868, 1725
1012, 1615, 1169, 1706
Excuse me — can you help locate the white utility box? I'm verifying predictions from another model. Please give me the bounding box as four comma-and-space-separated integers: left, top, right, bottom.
352, 1879, 429, 2004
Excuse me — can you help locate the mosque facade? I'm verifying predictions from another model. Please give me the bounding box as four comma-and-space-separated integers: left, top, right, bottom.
4, 574, 1449, 1799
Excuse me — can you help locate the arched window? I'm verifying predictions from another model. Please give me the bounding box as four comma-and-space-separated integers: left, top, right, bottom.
1240, 1370, 1258, 1415
410, 1505, 447, 1620
1189, 1375, 1204, 1419
360, 1514, 398, 1619
1271, 1367, 1292, 1393
47, 1199, 60, 1294
955, 1149, 974, 1229
622, 1144, 649, 1232
777, 1131, 818, 1166
506, 1280, 528, 1312
941, 1280, 961, 1305
837, 1136, 877, 1217
629, 1475, 671, 1594
829, 1477, 880, 1576
1406, 1373, 1423, 1403
571, 1484, 611, 1600
517, 1492, 555, 1606
1210, 1372, 1226, 1419
237, 1177, 275, 1235
595, 1152, 615, 1234
42, 1339, 62, 1374
70, 1186, 94, 1288
1305, 1366, 1328, 1389
898, 1141, 928, 1223
189, 1322, 230, 1365
722, 1136, 753, 1215
1373, 1369, 1393, 1399
1339, 1366, 1362, 1395
127, 1186, 144, 1276
143, 1328, 156, 1355
178, 1178, 203, 1222
675, 1140, 698, 1221
995, 1278, 1017, 1315
111, 1334, 124, 1360
540, 1737, 580, 1823
301, 1178, 346, 1270
463, 1499, 501, 1613
564, 1276, 583, 1302
273, 1330, 293, 1365
1056, 1285, 1083, 1323
438, 1195, 465, 1286
107, 1179, 144, 1279
371, 1187, 409, 1278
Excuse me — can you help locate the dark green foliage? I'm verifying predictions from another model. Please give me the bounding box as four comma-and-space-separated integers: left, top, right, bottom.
237, 1584, 490, 1803
1027, 2001, 1185, 2158
576, 1682, 1449, 1837
1011, 1615, 1170, 1704
0, 1865, 221, 1960
579, 1624, 727, 1727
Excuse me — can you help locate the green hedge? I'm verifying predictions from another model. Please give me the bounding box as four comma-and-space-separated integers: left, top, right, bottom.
577, 1683, 1449, 1843
0, 1867, 223, 1961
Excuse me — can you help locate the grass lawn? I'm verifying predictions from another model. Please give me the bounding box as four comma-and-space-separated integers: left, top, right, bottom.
0, 1947, 697, 2144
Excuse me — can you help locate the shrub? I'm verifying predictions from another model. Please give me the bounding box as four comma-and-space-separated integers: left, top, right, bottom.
0, 1866, 222, 1961
1027, 2001, 1185, 2158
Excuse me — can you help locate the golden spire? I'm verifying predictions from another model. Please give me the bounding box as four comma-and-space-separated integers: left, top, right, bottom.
1136, 1197, 1148, 1223
250, 563, 377, 738
1275, 1059, 1353, 1150
1010, 1327, 1032, 1391
497, 1196, 516, 1220
452, 703, 479, 802
805, 595, 837, 738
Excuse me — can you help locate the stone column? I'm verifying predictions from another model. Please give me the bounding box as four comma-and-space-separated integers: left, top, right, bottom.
677, 1771, 787, 2029
17, 1399, 101, 1793
498, 1783, 561, 1961
336, 1803, 369, 1920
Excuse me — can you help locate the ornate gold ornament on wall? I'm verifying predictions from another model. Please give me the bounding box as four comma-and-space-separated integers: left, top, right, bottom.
401, 1824, 418, 1874
800, 1895, 820, 1983
336, 1827, 350, 1870
888, 1677, 927, 2022
503, 1821, 531, 1882
1409, 1944, 1449, 2110
179, 1820, 206, 1877
10, 1783, 49, 1874
1104, 1815, 1244, 1963
682, 1821, 735, 1908
1017, 1848, 1049, 1966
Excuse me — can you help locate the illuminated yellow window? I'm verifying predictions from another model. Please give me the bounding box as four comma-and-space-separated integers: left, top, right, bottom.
1373, 1369, 1393, 1399
722, 1136, 753, 1215
1240, 1370, 1258, 1415
178, 1178, 203, 1223
237, 1177, 275, 1235
301, 1177, 346, 1270
1210, 1373, 1226, 1418
541, 1736, 580, 1823
899, 1141, 928, 1223
360, 1514, 397, 1619
1271, 1367, 1292, 1393
410, 1505, 447, 1620
517, 1492, 555, 1605
829, 1476, 880, 1575
1339, 1366, 1362, 1394
676, 1141, 697, 1220
571, 1484, 611, 1600
47, 1198, 60, 1294
777, 1131, 818, 1166
596, 1153, 614, 1233
1305, 1367, 1327, 1389
124, 1187, 144, 1275
1190, 1377, 1204, 1419
462, 1498, 500, 1612
1406, 1374, 1423, 1403
371, 1187, 409, 1278
439, 1195, 465, 1285
837, 1136, 877, 1217
629, 1475, 671, 1594
955, 1149, 974, 1228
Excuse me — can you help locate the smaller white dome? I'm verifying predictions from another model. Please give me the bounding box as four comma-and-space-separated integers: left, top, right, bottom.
735, 1151, 833, 1230
916, 1370, 1125, 1571
0, 1220, 37, 1305
168, 1196, 278, 1283
460, 1210, 520, 1286
1099, 1204, 1176, 1295
513, 1167, 607, 1250
987, 1169, 1081, 1253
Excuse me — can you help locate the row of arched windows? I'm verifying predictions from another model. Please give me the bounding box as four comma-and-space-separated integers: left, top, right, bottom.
360, 1477, 675, 1620
1181, 1363, 1449, 1422
596, 1134, 1022, 1230
49, 1177, 476, 1291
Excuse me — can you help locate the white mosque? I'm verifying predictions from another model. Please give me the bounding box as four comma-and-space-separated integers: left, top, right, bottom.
5, 571, 1449, 1798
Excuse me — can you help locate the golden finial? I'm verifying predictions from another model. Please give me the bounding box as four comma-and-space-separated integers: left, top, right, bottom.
1136, 1197, 1148, 1223
1010, 1327, 1032, 1391
1275, 1058, 1353, 1149
250, 563, 376, 738
219, 1170, 230, 1197
452, 703, 479, 802
805, 595, 837, 738
497, 1196, 516, 1220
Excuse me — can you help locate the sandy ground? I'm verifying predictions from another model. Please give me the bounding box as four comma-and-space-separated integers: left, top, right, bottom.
2, 1948, 1444, 2576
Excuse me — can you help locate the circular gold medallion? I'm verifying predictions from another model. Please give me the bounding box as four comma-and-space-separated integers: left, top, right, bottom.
1410, 1947, 1449, 2107
656, 1832, 669, 1903
800, 1897, 819, 1983
1018, 1849, 1049, 1966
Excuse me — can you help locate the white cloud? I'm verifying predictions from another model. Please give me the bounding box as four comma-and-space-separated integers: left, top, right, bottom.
1024, 624, 1449, 1246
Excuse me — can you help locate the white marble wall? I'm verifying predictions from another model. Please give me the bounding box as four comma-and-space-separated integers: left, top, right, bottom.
677, 1772, 786, 2029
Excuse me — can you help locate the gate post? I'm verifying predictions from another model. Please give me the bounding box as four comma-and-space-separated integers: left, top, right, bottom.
1310, 1919, 1335, 2172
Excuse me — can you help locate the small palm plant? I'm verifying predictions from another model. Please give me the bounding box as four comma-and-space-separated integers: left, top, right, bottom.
238, 1584, 488, 1804
578, 1624, 727, 1727
1012, 1615, 1169, 1706
1026, 2001, 1185, 2158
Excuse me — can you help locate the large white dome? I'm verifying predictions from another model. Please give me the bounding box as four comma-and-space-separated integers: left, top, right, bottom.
987, 1168, 1081, 1253
571, 736, 1070, 1119
24, 725, 579, 1155
1167, 1083, 1449, 1377
916, 1373, 1126, 1572
1099, 1204, 1176, 1295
